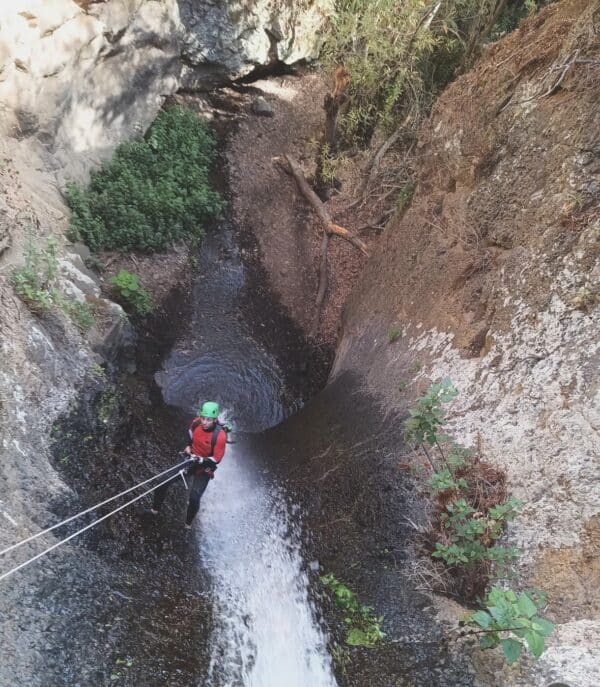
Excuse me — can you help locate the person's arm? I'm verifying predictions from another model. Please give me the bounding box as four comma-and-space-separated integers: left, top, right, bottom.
184, 418, 199, 455
212, 429, 227, 463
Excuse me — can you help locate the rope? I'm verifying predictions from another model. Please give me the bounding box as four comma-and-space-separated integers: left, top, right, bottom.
0, 458, 191, 558
0, 469, 186, 584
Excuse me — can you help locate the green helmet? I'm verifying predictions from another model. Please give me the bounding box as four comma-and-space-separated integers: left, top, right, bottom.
199, 401, 219, 419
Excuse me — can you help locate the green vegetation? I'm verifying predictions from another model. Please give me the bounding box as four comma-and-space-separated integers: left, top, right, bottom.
388, 326, 402, 343
433, 496, 521, 567
318, 142, 345, 185
410, 359, 423, 373
405, 379, 554, 664
395, 182, 415, 214
491, 0, 537, 40
12, 234, 95, 331
89, 362, 106, 380
66, 106, 224, 253
12, 235, 60, 312
97, 388, 120, 425
320, 573, 385, 648
111, 270, 153, 317
323, 0, 543, 143
110, 656, 134, 682
60, 298, 96, 332
465, 587, 554, 664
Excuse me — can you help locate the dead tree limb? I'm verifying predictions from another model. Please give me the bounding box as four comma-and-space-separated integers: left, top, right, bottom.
315, 66, 351, 194
277, 155, 369, 255
501, 49, 582, 112
354, 119, 409, 203
323, 66, 350, 152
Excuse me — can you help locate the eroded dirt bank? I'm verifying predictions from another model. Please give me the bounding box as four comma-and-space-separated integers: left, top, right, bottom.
224, 2, 599, 685
332, 3, 598, 685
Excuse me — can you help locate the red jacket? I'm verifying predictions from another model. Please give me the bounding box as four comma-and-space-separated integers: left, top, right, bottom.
189, 418, 227, 463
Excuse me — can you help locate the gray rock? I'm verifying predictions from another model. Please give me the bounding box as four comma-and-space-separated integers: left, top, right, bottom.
251, 96, 275, 117
0, 1, 332, 183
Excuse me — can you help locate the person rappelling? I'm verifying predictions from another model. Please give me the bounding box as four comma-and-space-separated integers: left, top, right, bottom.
149, 401, 228, 529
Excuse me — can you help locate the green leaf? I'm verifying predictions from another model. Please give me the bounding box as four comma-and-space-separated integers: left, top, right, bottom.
346, 628, 368, 646
470, 611, 493, 629
488, 603, 513, 626
531, 617, 555, 637
501, 638, 523, 665
524, 630, 545, 658
479, 633, 499, 649
517, 592, 538, 619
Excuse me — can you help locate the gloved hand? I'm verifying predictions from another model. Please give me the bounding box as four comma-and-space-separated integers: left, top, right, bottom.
202, 458, 218, 472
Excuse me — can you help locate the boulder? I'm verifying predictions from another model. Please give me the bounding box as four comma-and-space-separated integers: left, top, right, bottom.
0, 1, 332, 183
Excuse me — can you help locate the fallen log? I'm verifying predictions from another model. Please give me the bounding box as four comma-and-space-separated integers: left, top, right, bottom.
277, 155, 369, 256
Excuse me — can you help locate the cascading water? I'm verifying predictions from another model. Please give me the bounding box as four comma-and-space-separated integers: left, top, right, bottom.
201, 450, 337, 687
155, 225, 337, 685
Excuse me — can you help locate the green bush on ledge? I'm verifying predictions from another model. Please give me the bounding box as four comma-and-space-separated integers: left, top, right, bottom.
66, 106, 224, 253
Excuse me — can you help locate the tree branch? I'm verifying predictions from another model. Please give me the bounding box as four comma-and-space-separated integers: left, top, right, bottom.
276, 155, 369, 255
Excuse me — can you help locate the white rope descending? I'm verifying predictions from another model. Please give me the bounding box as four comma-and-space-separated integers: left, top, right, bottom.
0, 468, 188, 583
0, 458, 190, 558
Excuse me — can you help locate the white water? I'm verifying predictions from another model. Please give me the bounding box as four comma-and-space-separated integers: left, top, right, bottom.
198, 445, 338, 687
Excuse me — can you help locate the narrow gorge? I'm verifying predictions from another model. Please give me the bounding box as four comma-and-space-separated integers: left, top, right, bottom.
0, 2, 598, 686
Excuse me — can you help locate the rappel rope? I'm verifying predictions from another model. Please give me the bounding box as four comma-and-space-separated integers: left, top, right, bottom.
0, 462, 192, 584
0, 458, 191, 558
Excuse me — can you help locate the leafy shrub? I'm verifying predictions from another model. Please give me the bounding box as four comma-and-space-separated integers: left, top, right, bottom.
12, 234, 96, 331
12, 236, 60, 312
320, 573, 385, 648
491, 0, 537, 40
464, 587, 554, 664
323, 0, 542, 143
427, 468, 468, 496
66, 106, 224, 253
60, 298, 95, 332
395, 183, 416, 214
433, 496, 521, 567
388, 326, 402, 343
405, 378, 458, 447
111, 270, 153, 317
404, 380, 554, 664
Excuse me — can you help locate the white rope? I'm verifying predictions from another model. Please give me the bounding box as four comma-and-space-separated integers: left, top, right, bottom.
0, 469, 187, 583
0, 458, 191, 558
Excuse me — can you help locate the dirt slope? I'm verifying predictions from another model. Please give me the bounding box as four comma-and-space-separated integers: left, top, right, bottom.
332, 1, 599, 685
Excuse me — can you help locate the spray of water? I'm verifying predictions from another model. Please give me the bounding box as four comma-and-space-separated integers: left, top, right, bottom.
199, 447, 338, 687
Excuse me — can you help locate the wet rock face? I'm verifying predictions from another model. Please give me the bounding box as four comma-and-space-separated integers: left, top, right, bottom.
0, 0, 331, 183
0, 196, 10, 255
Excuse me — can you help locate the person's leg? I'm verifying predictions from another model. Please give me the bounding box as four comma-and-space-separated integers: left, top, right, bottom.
185, 472, 211, 526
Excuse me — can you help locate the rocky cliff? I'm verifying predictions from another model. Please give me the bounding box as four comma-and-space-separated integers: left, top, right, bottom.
332, 1, 599, 684
0, 4, 331, 680
0, 0, 331, 188
0, 0, 331, 515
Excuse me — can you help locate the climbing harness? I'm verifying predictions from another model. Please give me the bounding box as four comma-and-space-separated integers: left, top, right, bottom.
0, 457, 192, 583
